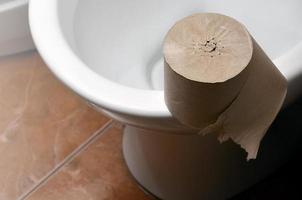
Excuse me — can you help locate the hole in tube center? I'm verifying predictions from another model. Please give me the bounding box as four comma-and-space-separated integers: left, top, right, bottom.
191, 37, 224, 58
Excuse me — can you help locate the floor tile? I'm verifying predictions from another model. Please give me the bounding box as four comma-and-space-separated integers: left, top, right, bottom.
0, 51, 109, 200
26, 125, 150, 200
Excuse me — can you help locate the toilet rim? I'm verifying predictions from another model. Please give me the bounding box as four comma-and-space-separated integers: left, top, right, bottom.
29, 0, 302, 118
29, 0, 171, 118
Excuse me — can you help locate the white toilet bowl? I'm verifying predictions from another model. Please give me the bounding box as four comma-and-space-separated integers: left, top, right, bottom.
30, 0, 302, 199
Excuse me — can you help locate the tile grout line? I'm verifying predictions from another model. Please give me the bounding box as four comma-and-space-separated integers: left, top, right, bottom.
18, 120, 114, 200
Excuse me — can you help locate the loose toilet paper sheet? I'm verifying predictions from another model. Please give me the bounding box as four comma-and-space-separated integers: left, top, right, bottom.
199, 41, 287, 160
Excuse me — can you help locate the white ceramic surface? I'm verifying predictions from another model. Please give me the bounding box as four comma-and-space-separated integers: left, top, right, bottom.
0, 0, 35, 56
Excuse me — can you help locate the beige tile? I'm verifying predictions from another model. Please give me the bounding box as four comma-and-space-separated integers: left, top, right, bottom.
0, 51, 109, 200
26, 125, 151, 200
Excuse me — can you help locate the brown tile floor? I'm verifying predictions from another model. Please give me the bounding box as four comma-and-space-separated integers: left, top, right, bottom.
0, 51, 149, 200
25, 125, 150, 200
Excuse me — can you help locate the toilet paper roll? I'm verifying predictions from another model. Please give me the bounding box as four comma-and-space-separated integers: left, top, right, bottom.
164, 13, 287, 160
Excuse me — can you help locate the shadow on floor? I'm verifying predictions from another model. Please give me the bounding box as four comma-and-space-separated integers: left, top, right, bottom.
232, 94, 302, 200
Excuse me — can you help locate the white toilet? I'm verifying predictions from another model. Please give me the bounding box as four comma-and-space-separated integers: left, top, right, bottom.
29, 0, 302, 199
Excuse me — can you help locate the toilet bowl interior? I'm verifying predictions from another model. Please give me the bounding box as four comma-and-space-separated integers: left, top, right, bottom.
58, 0, 302, 90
